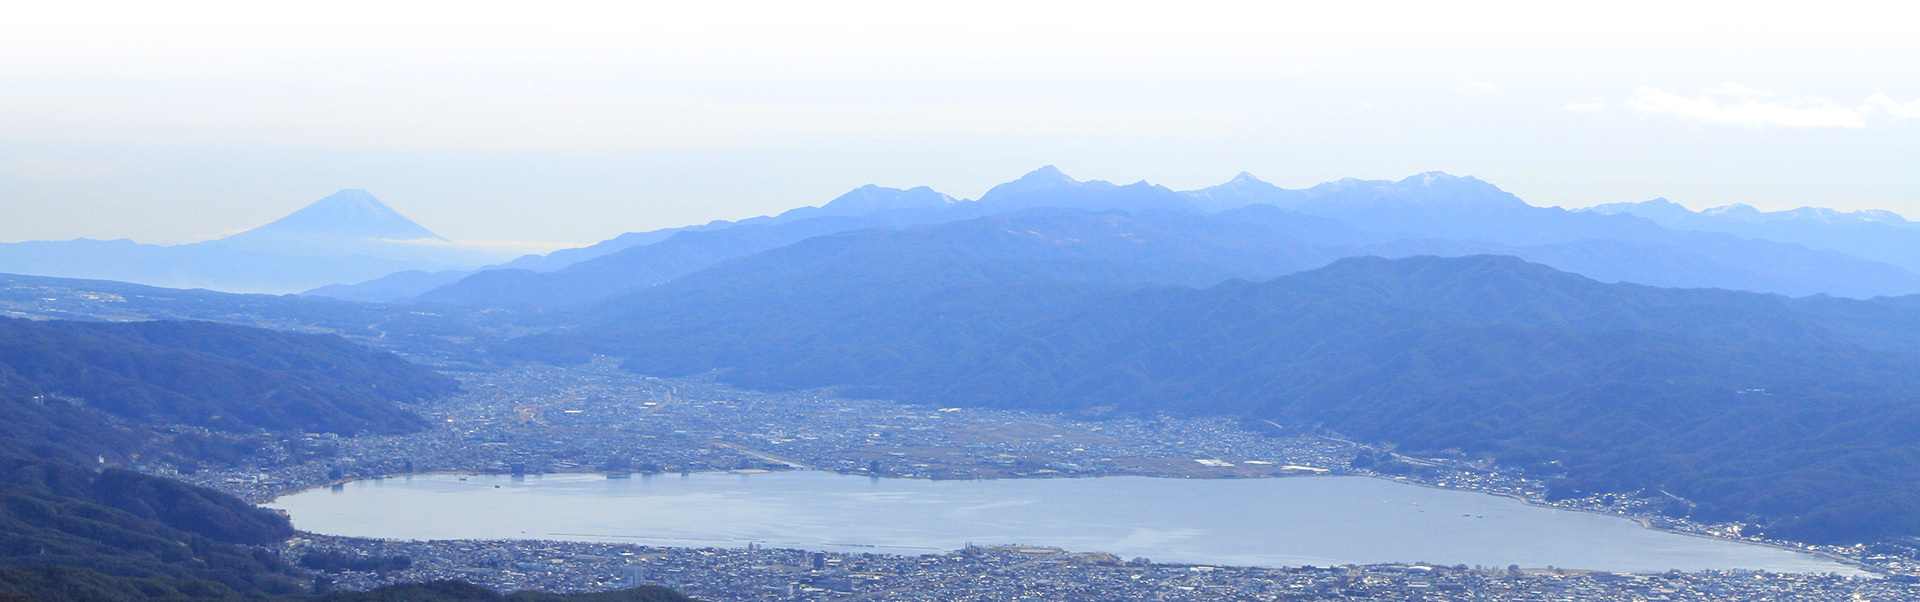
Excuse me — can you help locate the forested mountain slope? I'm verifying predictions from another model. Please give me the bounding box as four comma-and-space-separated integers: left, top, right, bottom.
0, 459, 305, 601
521, 250, 1920, 543
0, 318, 460, 600
0, 318, 456, 435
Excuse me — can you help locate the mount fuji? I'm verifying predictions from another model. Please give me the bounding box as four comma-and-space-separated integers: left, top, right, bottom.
0, 190, 509, 293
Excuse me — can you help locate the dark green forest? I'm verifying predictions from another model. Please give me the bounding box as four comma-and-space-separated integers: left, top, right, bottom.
0, 318, 464, 600
0, 459, 304, 601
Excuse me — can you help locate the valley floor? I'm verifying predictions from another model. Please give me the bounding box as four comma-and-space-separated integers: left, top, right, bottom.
152, 360, 1920, 597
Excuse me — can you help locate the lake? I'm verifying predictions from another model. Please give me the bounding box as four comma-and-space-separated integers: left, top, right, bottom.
269, 471, 1861, 574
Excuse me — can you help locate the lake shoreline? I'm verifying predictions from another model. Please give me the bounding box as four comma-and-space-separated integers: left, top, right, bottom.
270, 469, 1858, 575
266, 466, 1869, 575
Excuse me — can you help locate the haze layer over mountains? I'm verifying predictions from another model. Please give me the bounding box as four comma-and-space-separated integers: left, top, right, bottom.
305, 167, 1920, 306
7, 167, 1914, 302
0, 190, 512, 293
1585, 198, 1920, 273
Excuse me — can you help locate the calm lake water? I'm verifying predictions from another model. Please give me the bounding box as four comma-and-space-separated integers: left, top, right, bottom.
269, 471, 1860, 574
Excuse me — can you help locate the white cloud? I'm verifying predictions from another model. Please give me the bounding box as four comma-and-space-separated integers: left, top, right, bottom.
1866, 93, 1920, 119
1625, 84, 1920, 128
1, 157, 129, 181
1560, 98, 1606, 112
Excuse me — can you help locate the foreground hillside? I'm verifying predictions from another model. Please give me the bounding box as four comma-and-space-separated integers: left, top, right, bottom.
0, 318, 459, 600
0, 459, 305, 601
521, 251, 1920, 543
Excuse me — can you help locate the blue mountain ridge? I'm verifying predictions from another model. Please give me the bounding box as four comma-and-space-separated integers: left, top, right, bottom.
353, 168, 1920, 306
1585, 198, 1920, 273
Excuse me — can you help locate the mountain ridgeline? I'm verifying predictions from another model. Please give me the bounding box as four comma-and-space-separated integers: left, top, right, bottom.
1587, 197, 1920, 273
413, 215, 900, 307
364, 168, 1920, 308
516, 247, 1920, 543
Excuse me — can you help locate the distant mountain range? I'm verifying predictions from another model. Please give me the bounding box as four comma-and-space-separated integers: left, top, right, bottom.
317, 167, 1920, 305
0, 190, 514, 294
1584, 197, 1920, 273
298, 185, 964, 303
11, 168, 1912, 301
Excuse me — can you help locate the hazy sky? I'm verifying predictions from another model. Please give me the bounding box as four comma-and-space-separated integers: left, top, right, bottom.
3, 1, 1918, 248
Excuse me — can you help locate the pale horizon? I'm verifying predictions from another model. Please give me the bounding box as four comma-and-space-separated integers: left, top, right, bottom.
7, 168, 1912, 251
4, 0, 1918, 245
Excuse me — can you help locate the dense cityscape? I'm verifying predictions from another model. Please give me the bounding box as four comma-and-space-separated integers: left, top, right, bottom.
293, 536, 1920, 601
